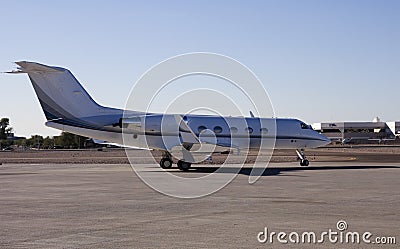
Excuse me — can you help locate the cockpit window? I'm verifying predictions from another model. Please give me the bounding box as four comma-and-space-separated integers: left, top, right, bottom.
300, 122, 313, 130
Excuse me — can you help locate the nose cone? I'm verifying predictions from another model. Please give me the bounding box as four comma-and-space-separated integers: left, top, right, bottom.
304, 131, 331, 148
317, 133, 331, 147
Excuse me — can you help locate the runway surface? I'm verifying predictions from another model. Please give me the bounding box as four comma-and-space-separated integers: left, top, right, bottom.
0, 162, 399, 248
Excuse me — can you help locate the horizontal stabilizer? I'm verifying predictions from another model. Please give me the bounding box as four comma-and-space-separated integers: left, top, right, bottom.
7, 61, 65, 74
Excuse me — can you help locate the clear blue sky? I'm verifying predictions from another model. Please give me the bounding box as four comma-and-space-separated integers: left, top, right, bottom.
0, 0, 399, 137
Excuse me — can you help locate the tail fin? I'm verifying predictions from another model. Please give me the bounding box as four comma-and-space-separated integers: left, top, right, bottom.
12, 61, 104, 121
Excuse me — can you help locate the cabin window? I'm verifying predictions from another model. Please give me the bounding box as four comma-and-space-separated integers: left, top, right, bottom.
260, 128, 268, 134
245, 127, 253, 134
198, 125, 207, 133
230, 127, 238, 134
214, 126, 223, 134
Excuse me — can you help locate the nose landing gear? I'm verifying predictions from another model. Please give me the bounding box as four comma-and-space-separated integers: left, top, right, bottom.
296, 149, 310, 167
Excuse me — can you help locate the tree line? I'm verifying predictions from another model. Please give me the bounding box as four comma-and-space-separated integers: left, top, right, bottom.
13, 132, 94, 149
0, 117, 98, 149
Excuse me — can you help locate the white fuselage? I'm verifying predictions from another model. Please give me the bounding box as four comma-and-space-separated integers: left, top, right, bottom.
47, 113, 330, 152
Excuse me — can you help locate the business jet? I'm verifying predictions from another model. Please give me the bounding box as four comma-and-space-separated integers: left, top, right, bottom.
8, 61, 330, 170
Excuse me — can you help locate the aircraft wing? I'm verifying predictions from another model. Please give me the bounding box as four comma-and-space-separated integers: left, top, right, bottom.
174, 115, 200, 145
92, 139, 153, 150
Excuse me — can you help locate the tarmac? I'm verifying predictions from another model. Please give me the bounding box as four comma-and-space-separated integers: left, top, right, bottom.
0, 161, 399, 248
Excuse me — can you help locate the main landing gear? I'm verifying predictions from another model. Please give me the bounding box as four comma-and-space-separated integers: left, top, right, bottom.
159, 157, 173, 169
296, 149, 310, 167
159, 151, 173, 169
177, 160, 191, 171
159, 151, 192, 171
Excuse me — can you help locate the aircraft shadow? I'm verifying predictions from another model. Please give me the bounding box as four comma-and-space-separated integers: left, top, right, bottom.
0, 172, 38, 176
184, 165, 400, 177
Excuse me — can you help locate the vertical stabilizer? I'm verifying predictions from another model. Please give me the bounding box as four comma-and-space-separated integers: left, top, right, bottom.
11, 61, 112, 121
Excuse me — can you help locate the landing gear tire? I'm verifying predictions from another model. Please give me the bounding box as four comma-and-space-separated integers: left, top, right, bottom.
177, 160, 191, 171
300, 159, 309, 167
160, 158, 173, 169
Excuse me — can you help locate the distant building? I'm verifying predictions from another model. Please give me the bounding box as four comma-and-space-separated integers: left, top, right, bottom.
386, 121, 400, 137
312, 118, 400, 144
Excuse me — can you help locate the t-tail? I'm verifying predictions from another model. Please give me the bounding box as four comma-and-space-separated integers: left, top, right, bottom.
8, 61, 134, 143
